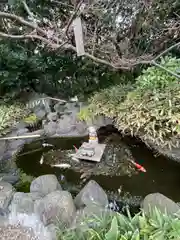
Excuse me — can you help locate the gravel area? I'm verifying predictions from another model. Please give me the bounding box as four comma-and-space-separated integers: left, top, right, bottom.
0, 224, 38, 240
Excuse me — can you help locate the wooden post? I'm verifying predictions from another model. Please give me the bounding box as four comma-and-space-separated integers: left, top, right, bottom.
73, 17, 85, 56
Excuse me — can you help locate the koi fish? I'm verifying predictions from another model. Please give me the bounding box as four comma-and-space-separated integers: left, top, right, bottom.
40, 155, 44, 165
73, 145, 78, 152
130, 160, 146, 173
51, 163, 71, 169
42, 143, 54, 147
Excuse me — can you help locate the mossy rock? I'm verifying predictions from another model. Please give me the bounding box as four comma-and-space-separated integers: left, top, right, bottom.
0, 102, 30, 136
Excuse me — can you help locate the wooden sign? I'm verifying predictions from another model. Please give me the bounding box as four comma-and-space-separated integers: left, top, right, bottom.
73, 17, 85, 56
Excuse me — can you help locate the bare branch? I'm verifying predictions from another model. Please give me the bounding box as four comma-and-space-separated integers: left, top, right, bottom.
64, 0, 84, 37
0, 27, 152, 69
22, 0, 36, 25
154, 42, 180, 61
1, 28, 180, 77
0, 31, 60, 48
0, 11, 46, 36
152, 60, 180, 79
50, 0, 74, 9
0, 4, 180, 76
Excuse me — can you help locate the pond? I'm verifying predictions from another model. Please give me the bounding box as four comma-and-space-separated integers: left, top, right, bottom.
16, 127, 180, 209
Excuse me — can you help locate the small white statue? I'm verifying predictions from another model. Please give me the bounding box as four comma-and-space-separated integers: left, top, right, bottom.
88, 126, 98, 144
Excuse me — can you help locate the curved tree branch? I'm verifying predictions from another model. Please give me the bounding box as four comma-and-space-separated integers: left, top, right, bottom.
22, 0, 37, 25
154, 42, 180, 61
64, 0, 83, 37
0, 9, 180, 76
0, 11, 46, 36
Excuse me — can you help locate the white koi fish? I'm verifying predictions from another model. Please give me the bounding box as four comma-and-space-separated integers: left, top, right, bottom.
51, 163, 71, 169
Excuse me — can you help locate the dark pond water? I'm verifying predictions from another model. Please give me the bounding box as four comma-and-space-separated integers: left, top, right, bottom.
16, 129, 180, 205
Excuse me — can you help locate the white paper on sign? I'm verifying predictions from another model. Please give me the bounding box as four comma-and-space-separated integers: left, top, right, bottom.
73, 17, 85, 56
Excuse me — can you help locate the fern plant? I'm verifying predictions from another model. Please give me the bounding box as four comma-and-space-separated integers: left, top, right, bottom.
135, 56, 180, 92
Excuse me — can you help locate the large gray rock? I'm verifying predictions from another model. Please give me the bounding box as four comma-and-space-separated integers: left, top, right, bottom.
142, 193, 180, 215
74, 180, 108, 209
46, 224, 57, 240
30, 175, 62, 197
76, 121, 88, 135
54, 102, 66, 113
44, 122, 57, 136
10, 192, 34, 214
26, 192, 43, 201
56, 115, 75, 134
34, 191, 76, 226
27, 92, 51, 114
47, 112, 58, 122
0, 174, 19, 185
92, 116, 113, 128
15, 121, 28, 130
73, 205, 115, 229
8, 140, 25, 151
0, 181, 14, 210
0, 141, 7, 161
65, 102, 80, 113
17, 128, 29, 136
1, 150, 14, 162
34, 106, 47, 120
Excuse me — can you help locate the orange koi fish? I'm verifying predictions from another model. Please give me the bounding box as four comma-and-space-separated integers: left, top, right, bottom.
130, 160, 146, 173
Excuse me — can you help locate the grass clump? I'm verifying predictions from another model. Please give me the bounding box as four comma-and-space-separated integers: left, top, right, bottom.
116, 57, 180, 148
78, 83, 134, 122
116, 82, 180, 148
57, 208, 180, 240
80, 57, 180, 148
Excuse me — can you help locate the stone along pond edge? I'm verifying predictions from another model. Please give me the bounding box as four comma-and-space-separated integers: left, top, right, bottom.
0, 174, 179, 240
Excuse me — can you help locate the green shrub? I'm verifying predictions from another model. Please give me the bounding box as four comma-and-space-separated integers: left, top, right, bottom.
82, 57, 180, 148
78, 83, 134, 121
15, 170, 34, 192
135, 57, 180, 92
116, 57, 180, 148
56, 208, 180, 240
0, 38, 132, 100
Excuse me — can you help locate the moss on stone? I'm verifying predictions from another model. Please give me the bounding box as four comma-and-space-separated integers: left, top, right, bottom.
0, 102, 29, 135
23, 114, 38, 125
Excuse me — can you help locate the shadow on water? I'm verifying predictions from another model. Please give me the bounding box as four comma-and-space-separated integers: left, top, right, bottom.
16, 130, 180, 202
